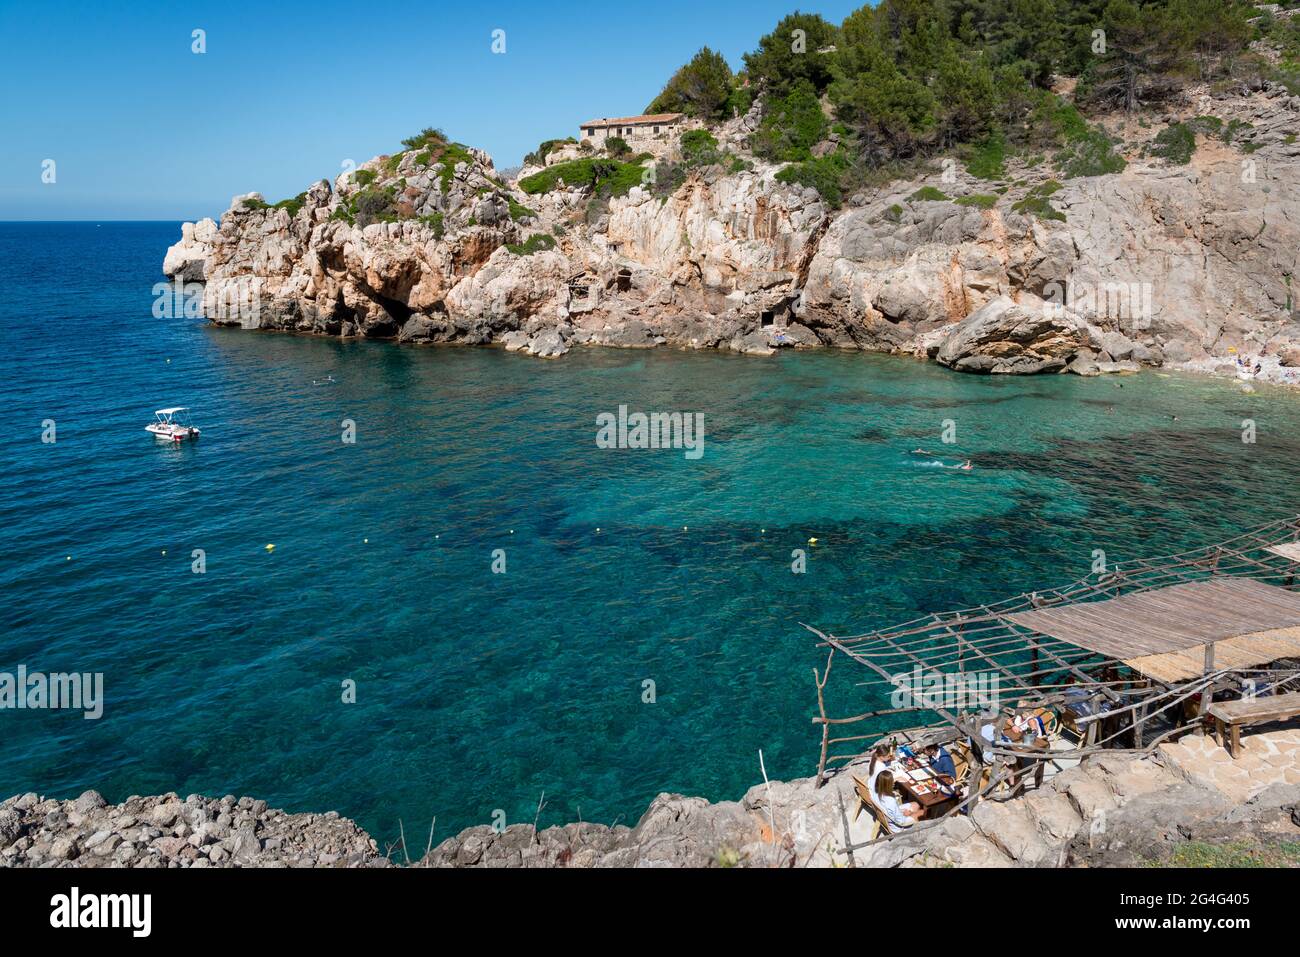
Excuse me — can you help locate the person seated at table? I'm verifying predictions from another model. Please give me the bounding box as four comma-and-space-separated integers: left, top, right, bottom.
873, 771, 924, 827
1009, 709, 1046, 739
867, 743, 896, 794
924, 742, 957, 781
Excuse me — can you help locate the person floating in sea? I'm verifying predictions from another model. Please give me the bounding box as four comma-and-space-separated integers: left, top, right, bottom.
945, 460, 973, 471
910, 448, 933, 456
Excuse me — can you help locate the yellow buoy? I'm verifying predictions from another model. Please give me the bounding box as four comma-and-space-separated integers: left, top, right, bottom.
808, 537, 819, 545
265, 543, 275, 552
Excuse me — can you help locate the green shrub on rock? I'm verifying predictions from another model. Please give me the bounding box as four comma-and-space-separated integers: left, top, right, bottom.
775, 150, 850, 208
1149, 122, 1197, 165
506, 233, 557, 256
752, 80, 828, 163
1011, 180, 1066, 222
518, 157, 649, 197
964, 132, 1006, 180
910, 186, 949, 202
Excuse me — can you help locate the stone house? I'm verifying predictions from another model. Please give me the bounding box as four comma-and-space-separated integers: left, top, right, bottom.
578, 113, 686, 152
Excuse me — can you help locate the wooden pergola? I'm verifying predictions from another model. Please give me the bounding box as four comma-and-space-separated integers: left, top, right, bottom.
806, 514, 1300, 816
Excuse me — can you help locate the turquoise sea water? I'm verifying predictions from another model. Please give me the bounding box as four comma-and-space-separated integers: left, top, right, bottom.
2, 221, 1299, 841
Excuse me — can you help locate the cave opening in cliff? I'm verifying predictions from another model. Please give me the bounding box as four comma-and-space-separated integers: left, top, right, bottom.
761, 310, 775, 327
366, 290, 414, 332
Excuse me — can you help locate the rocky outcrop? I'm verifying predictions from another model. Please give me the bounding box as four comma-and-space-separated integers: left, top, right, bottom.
162, 217, 217, 282
10, 727, 1300, 868
932, 295, 1102, 374
0, 790, 386, 868
163, 85, 1300, 382
1063, 780, 1300, 867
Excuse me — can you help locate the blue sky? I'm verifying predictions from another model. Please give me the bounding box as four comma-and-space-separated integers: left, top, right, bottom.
0, 0, 860, 220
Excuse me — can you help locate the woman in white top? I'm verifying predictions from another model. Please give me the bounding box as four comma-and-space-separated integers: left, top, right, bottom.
866, 743, 895, 795
874, 770, 924, 828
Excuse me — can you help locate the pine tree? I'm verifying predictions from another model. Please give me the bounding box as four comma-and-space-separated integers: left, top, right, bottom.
743, 12, 840, 99
829, 6, 938, 160
646, 47, 735, 120
1164, 0, 1253, 81
1086, 0, 1180, 113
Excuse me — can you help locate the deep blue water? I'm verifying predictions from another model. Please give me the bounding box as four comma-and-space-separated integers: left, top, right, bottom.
2, 221, 1298, 841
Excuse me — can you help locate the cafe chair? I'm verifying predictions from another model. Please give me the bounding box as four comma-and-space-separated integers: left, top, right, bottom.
851, 775, 900, 841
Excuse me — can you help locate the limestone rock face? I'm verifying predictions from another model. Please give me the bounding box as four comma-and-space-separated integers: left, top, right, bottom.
162, 217, 217, 282
161, 86, 1300, 380
934, 295, 1102, 374
605, 172, 825, 293
800, 197, 1052, 350
0, 790, 385, 868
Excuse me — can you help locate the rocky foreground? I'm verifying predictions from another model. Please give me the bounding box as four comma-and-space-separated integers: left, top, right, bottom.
165, 79, 1300, 386
7, 730, 1300, 867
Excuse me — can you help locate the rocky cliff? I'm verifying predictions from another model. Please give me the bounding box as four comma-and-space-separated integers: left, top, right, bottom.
164, 83, 1300, 382
10, 732, 1300, 867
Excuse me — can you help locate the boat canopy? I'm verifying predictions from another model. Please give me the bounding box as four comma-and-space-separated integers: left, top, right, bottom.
154, 407, 188, 416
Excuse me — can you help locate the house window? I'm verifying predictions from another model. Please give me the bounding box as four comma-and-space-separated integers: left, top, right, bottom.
653, 126, 659, 134
585, 128, 594, 137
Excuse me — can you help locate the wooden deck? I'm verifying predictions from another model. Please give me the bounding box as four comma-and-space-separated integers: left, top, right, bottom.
1006, 578, 1300, 659
1124, 626, 1300, 682
808, 517, 1300, 790
1266, 542, 1300, 562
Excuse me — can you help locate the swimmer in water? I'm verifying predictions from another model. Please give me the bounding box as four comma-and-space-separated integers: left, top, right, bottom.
911, 448, 934, 455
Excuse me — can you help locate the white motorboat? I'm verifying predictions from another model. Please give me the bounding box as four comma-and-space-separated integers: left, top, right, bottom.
145, 407, 201, 442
